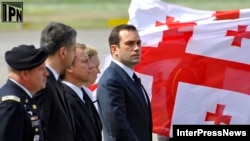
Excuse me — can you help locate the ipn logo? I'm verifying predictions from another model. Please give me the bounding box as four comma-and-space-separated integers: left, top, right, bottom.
1, 2, 23, 23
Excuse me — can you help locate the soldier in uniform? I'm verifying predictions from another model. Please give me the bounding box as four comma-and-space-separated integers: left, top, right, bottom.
0, 44, 48, 141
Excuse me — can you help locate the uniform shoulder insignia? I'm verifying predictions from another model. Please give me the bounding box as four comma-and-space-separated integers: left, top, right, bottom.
1, 95, 21, 102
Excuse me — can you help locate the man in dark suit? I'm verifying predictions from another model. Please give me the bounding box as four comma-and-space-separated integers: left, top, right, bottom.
97, 24, 153, 141
60, 43, 102, 141
33, 22, 77, 141
0, 45, 48, 141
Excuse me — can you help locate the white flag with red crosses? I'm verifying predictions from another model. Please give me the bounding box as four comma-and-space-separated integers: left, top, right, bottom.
171, 82, 250, 137
89, 0, 250, 137
128, 0, 250, 137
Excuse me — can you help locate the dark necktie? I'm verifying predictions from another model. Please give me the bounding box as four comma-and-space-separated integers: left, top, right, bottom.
81, 88, 90, 103
81, 88, 95, 122
133, 73, 141, 87
133, 73, 148, 105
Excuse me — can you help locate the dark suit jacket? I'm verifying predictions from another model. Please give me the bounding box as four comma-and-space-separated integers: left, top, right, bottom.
34, 68, 75, 141
0, 79, 45, 141
97, 61, 153, 141
63, 84, 102, 141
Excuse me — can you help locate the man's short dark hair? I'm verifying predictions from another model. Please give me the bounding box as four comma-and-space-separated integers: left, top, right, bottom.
108, 24, 138, 47
40, 22, 77, 55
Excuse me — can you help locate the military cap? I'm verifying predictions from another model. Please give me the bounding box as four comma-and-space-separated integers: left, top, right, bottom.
5, 44, 48, 70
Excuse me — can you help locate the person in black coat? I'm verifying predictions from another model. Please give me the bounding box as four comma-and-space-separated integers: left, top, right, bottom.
97, 24, 153, 141
33, 22, 77, 141
0, 44, 48, 141
60, 43, 102, 141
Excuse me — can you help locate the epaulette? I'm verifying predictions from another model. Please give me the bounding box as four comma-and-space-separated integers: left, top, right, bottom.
1, 95, 21, 102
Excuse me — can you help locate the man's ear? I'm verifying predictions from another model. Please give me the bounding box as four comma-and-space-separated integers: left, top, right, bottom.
59, 47, 67, 58
19, 70, 29, 81
66, 66, 73, 73
111, 45, 118, 55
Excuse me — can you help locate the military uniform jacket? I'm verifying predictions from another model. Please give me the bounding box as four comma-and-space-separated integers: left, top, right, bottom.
0, 79, 45, 141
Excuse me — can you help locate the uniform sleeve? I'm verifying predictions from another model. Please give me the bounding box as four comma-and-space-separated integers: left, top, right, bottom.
0, 101, 25, 141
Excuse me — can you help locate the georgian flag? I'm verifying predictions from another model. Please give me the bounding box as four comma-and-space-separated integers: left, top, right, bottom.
171, 82, 250, 137
173, 82, 250, 125
89, 0, 250, 137
128, 0, 250, 31
186, 19, 250, 65
128, 0, 250, 137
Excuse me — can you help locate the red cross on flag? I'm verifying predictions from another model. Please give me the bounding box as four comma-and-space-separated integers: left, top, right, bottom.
127, 0, 250, 137
171, 82, 250, 136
